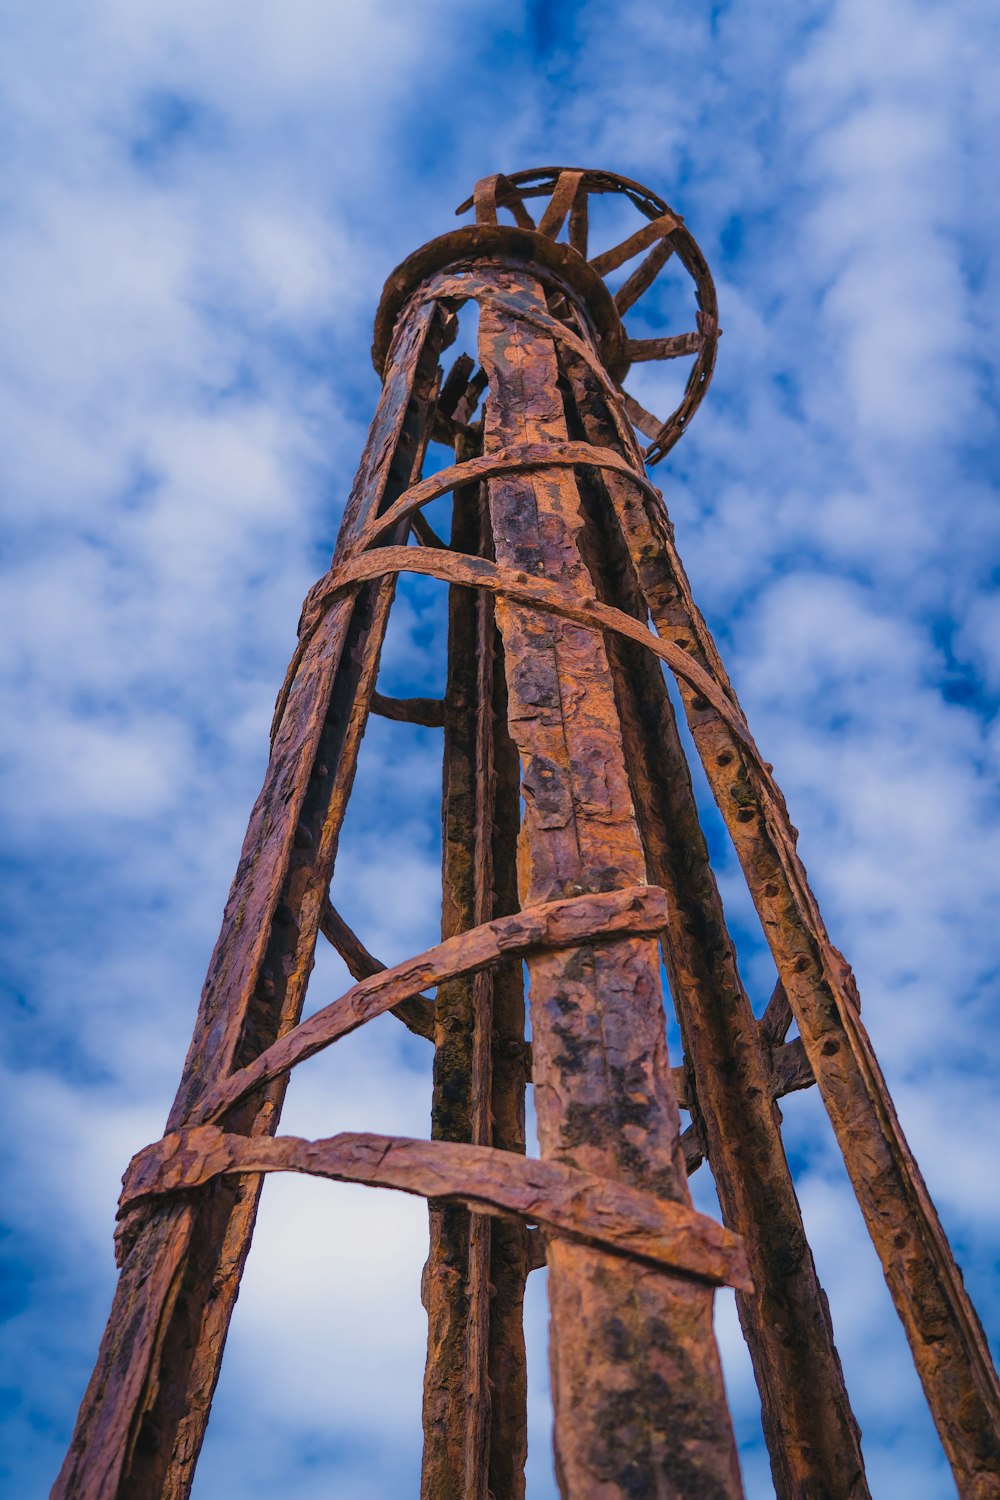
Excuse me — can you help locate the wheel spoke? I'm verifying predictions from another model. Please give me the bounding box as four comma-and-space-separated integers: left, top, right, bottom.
626, 331, 702, 362
589, 211, 681, 277
537, 169, 585, 239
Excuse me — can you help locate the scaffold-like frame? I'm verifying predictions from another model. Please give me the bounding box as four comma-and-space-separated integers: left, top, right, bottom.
55, 168, 1000, 1500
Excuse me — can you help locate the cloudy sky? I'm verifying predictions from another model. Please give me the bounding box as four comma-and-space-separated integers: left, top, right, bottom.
1, 1, 998, 1496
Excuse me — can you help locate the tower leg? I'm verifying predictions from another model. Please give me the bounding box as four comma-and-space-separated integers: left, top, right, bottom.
52, 302, 447, 1500
422, 449, 529, 1500
479, 273, 743, 1499
608, 406, 1000, 1498
562, 350, 869, 1498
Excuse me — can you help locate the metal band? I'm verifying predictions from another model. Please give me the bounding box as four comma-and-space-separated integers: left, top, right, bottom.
355, 438, 650, 555
284, 545, 767, 785
189, 886, 669, 1125
119, 1125, 753, 1292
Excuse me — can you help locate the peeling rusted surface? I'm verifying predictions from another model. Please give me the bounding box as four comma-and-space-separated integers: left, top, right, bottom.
119, 1130, 752, 1292
477, 272, 744, 1498
601, 393, 1000, 1496
422, 456, 520, 1500
563, 346, 868, 1498
59, 166, 998, 1500
190, 887, 671, 1129
53, 295, 448, 1500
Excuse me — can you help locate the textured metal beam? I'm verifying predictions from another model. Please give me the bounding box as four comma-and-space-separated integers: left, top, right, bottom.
188, 888, 670, 1128
609, 424, 1000, 1500
370, 690, 446, 727
478, 270, 743, 1499
562, 344, 868, 1498
484, 626, 530, 1500
319, 897, 436, 1040
53, 298, 448, 1500
119, 1129, 752, 1290
422, 437, 523, 1500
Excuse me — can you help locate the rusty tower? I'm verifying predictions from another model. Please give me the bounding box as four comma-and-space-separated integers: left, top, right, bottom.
55, 169, 1000, 1500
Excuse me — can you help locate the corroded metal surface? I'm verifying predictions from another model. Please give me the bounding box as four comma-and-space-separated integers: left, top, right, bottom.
188, 888, 670, 1129
319, 896, 437, 1039
421, 452, 529, 1500
598, 404, 1000, 1496
562, 347, 868, 1497
477, 272, 743, 1496
57, 166, 998, 1500
53, 294, 448, 1500
120, 1128, 752, 1290
422, 465, 495, 1500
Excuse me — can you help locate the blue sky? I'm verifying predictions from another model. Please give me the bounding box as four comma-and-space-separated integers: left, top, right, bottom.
1, 2, 998, 1496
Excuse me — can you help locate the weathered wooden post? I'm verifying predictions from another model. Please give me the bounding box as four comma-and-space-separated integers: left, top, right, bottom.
54, 168, 999, 1500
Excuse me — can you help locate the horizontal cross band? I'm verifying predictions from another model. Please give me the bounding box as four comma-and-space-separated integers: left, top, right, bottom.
119, 1125, 752, 1293
278, 525, 779, 808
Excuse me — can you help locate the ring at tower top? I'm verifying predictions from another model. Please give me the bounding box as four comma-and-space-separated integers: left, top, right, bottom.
373, 165, 719, 463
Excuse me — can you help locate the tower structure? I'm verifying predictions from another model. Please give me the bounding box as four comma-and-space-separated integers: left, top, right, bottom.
55, 169, 1000, 1500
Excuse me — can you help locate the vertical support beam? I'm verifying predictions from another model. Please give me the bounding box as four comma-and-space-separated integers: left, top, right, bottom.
54, 301, 447, 1500
485, 627, 530, 1500
422, 447, 494, 1500
611, 431, 1000, 1498
422, 433, 529, 1500
478, 271, 743, 1499
561, 347, 869, 1498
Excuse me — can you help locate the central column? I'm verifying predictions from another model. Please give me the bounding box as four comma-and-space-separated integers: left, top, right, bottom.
478, 270, 742, 1497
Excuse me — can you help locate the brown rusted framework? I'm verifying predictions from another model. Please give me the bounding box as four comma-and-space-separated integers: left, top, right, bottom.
55, 168, 1000, 1500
